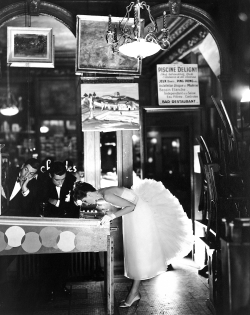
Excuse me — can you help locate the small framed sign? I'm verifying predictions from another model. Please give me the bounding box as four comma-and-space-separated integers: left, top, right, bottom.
157, 64, 200, 106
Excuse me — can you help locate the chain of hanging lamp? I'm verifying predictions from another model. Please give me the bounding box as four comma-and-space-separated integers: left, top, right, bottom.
0, 3, 33, 116
6, 64, 19, 114
25, 0, 32, 154
0, 62, 19, 116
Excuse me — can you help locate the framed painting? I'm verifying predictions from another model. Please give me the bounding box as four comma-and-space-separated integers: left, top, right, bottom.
38, 78, 77, 115
81, 83, 139, 131
7, 27, 54, 68
76, 15, 142, 75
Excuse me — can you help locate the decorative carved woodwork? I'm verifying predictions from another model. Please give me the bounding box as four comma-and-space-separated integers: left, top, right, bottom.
169, 0, 181, 16
27, 0, 41, 16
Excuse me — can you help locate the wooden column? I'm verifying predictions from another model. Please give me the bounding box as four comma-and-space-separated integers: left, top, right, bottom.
115, 130, 133, 272
107, 235, 114, 315
220, 238, 250, 315
84, 131, 101, 188
0, 144, 5, 215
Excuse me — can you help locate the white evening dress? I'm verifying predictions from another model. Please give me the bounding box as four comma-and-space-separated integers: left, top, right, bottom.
121, 178, 193, 280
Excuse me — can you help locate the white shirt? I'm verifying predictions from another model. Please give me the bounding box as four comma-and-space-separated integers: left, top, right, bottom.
55, 186, 61, 207
8, 174, 38, 201
9, 181, 29, 201
1, 185, 6, 198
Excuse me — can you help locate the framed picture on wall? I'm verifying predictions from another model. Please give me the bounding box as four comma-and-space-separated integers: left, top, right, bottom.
38, 78, 77, 115
81, 82, 139, 131
7, 27, 54, 68
75, 15, 142, 75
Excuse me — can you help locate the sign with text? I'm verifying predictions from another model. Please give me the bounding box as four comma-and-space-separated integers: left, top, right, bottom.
157, 64, 200, 105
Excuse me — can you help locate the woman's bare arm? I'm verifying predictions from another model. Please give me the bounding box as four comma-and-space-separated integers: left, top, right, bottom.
103, 188, 135, 219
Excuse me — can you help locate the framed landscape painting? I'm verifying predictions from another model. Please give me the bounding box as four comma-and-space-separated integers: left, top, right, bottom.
76, 15, 142, 75
81, 83, 139, 131
7, 27, 54, 68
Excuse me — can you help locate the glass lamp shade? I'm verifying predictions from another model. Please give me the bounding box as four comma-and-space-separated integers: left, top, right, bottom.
241, 88, 250, 102
0, 104, 19, 116
0, 93, 19, 116
40, 126, 49, 133
119, 38, 161, 59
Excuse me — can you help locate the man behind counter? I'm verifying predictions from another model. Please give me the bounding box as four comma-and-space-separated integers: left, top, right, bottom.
40, 160, 78, 218
39, 161, 78, 301
2, 158, 40, 216
0, 158, 40, 307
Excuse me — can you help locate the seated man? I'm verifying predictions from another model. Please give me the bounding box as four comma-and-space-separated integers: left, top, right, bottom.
1, 158, 40, 216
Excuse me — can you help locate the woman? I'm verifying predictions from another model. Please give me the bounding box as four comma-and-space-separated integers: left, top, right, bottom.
73, 179, 193, 308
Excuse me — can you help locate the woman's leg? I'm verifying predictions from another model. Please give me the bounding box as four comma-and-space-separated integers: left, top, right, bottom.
125, 279, 141, 303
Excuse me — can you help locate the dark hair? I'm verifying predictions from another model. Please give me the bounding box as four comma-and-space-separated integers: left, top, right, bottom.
49, 161, 66, 176
24, 158, 40, 171
73, 181, 96, 202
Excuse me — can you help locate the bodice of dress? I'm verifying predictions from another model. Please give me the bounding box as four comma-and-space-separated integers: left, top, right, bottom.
120, 188, 138, 205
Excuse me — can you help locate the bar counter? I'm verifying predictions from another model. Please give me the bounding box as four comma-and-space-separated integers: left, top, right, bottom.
0, 216, 114, 314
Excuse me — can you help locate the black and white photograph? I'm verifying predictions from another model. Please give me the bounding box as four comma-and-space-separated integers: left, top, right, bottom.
0, 1, 249, 315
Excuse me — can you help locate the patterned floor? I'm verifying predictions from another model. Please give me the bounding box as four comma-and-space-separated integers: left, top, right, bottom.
0, 258, 213, 315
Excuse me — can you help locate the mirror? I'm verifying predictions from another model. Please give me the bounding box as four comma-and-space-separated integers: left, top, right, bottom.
0, 14, 78, 217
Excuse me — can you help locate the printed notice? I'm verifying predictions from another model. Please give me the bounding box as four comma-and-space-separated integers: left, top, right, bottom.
157, 64, 200, 105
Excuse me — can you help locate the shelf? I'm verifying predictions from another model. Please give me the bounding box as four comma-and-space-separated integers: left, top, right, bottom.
0, 131, 35, 134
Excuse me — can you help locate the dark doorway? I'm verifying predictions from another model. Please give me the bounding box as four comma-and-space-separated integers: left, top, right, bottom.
145, 126, 191, 216
144, 110, 201, 218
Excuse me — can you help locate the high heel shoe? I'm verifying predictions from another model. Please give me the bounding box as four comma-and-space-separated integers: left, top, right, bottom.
119, 293, 141, 308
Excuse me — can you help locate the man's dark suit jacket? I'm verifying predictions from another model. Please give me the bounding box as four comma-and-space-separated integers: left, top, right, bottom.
3, 168, 39, 217
40, 172, 79, 218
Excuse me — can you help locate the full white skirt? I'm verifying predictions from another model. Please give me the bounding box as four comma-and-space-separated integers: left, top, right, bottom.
122, 178, 193, 280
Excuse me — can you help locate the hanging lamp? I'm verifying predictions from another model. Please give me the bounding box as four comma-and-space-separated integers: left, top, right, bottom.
0, 65, 19, 116
106, 0, 171, 59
